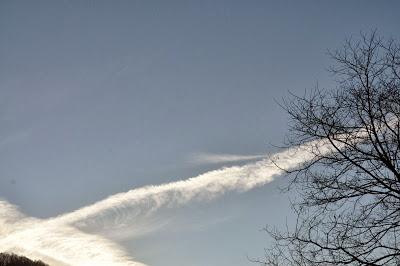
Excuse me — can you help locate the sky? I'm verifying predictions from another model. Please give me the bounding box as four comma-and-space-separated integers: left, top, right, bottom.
0, 1, 399, 266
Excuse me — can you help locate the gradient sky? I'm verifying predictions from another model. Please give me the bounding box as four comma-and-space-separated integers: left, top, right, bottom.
1, 1, 399, 265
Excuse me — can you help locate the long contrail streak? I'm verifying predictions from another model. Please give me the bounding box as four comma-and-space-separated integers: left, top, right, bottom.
53, 142, 321, 230
0, 139, 338, 266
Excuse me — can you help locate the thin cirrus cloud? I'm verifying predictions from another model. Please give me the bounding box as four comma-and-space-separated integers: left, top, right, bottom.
0, 201, 147, 266
0, 138, 340, 266
190, 152, 267, 164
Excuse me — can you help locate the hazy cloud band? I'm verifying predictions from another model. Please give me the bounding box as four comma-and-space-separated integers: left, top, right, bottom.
0, 139, 338, 266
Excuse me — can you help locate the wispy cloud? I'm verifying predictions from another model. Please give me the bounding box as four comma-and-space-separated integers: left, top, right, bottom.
1, 224, 147, 266
190, 152, 266, 164
0, 205, 147, 266
0, 138, 340, 266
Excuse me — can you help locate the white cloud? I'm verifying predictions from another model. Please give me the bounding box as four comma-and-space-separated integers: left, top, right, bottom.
190, 152, 266, 164
0, 138, 341, 266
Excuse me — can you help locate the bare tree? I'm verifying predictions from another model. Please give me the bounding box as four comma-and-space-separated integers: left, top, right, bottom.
261, 32, 400, 266
0, 253, 49, 266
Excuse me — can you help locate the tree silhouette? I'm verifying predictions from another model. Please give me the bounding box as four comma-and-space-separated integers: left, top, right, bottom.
0, 253, 49, 266
261, 32, 400, 266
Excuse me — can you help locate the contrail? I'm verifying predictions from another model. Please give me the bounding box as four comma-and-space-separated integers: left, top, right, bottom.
0, 138, 339, 266
53, 138, 339, 235
190, 152, 266, 164
0, 201, 147, 266
52, 142, 314, 231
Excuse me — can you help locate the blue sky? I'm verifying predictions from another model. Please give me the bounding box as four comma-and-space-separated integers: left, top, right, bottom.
0, 1, 399, 265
